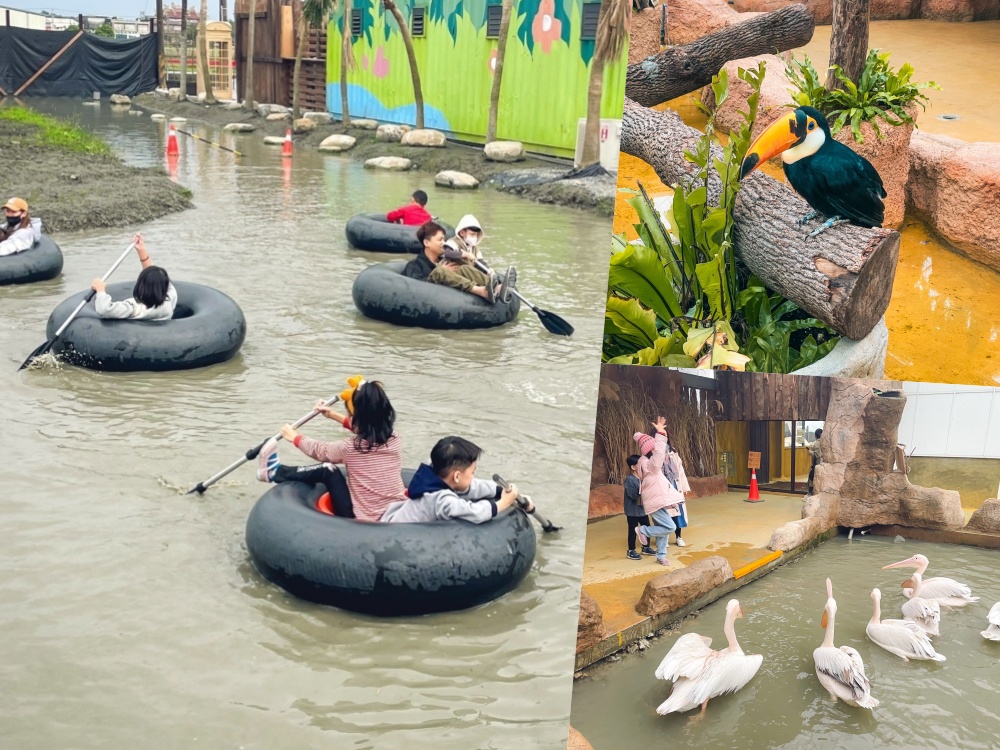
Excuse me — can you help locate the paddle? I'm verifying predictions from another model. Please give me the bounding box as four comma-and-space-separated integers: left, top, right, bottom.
186, 394, 342, 495
473, 260, 574, 337
18, 242, 136, 371
493, 474, 561, 533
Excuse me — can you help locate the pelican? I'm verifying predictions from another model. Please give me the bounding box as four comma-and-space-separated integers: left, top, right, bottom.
654, 599, 763, 716
981, 603, 1000, 641
813, 579, 879, 709
900, 572, 942, 636
881, 554, 978, 607
866, 588, 945, 661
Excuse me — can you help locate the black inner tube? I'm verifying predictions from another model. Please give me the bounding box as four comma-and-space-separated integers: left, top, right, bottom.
0, 235, 63, 286
345, 212, 455, 254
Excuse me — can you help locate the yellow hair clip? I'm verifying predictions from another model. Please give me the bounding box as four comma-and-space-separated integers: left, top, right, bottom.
339, 375, 366, 415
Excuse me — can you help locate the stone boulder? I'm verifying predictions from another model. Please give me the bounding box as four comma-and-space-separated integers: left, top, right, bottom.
127, 110, 143, 116
185, 93, 207, 104
256, 103, 290, 118
568, 726, 595, 750
898, 484, 966, 529
303, 111, 334, 125
263, 135, 287, 146
169, 116, 187, 123
365, 156, 413, 171
635, 556, 734, 617
266, 112, 291, 122
768, 516, 822, 552
794, 318, 889, 378
688, 474, 728, 498
906, 132, 1000, 273
223, 122, 255, 132
351, 118, 380, 130
153, 87, 170, 99
923, 0, 982, 19
576, 590, 607, 654
435, 170, 479, 189
150, 113, 167, 121
702, 54, 797, 144
223, 101, 245, 111
110, 94, 131, 105
319, 134, 357, 152
402, 128, 447, 148
167, 88, 182, 100
484, 140, 526, 162
665, 0, 759, 45
588, 484, 623, 520
628, 6, 662, 63
293, 117, 317, 134
965, 499, 1000, 533
376, 123, 412, 142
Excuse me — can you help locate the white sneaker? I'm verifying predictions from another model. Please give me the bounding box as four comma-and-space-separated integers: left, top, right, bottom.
676, 537, 686, 547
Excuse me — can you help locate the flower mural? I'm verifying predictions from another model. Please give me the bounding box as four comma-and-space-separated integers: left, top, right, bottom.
373, 46, 390, 78
488, 48, 498, 76
531, 0, 563, 54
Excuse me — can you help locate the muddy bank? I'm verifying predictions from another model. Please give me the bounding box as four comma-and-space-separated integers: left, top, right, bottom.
133, 94, 615, 216
0, 113, 192, 234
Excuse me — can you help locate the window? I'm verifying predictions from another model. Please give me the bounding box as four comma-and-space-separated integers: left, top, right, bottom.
486, 3, 503, 38
350, 8, 362, 37
411, 6, 426, 37
581, 1, 601, 40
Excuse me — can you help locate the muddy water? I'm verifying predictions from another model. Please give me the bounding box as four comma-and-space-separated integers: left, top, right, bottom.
572, 536, 1000, 749
1, 99, 607, 749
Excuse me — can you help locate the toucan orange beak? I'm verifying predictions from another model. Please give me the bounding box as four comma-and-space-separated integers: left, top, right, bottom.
740, 112, 800, 179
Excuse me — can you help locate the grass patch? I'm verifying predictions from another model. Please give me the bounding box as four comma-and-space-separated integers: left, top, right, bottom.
0, 106, 112, 156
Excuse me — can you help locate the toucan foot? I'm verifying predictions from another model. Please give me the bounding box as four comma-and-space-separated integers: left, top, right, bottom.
797, 210, 820, 226
807, 217, 849, 238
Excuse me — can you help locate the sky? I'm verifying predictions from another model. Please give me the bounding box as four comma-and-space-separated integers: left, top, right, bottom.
9, 2, 222, 20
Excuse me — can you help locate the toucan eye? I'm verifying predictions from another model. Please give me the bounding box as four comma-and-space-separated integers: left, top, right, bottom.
808, 121, 815, 130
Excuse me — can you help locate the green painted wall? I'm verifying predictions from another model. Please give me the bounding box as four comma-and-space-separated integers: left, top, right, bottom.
325, 0, 626, 157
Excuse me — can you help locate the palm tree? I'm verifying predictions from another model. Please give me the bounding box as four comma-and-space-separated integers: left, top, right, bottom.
179, 0, 188, 100
485, 0, 513, 143
382, 0, 424, 129
244, 0, 258, 111
293, 0, 337, 120
197, 0, 216, 103
340, 0, 355, 125
580, 0, 629, 166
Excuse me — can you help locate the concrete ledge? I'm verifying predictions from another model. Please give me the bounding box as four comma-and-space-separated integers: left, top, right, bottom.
574, 527, 836, 671
866, 524, 1000, 550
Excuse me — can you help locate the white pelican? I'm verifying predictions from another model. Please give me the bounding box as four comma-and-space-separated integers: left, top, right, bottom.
900, 572, 942, 636
981, 603, 1000, 641
866, 588, 945, 661
654, 599, 763, 716
881, 554, 978, 607
813, 578, 879, 709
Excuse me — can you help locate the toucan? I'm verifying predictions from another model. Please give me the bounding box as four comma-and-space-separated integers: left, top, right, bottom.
739, 106, 886, 238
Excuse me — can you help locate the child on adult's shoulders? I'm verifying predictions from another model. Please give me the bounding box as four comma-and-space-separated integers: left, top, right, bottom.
381, 436, 534, 523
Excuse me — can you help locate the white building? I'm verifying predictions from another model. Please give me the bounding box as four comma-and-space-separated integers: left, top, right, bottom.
898, 381, 1000, 459
0, 5, 75, 30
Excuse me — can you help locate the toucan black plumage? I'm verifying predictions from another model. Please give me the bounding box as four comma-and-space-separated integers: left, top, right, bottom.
739, 106, 886, 237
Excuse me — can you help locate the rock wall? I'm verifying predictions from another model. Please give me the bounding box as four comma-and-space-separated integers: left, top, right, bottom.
577, 590, 608, 654
966, 499, 1000, 533
731, 0, 999, 19
629, 6, 664, 64
635, 556, 734, 616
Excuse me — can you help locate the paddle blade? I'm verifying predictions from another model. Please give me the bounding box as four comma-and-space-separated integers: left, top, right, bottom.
536, 309, 574, 336
18, 339, 54, 371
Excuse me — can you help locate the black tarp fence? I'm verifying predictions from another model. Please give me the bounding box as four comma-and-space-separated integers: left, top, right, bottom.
0, 26, 157, 97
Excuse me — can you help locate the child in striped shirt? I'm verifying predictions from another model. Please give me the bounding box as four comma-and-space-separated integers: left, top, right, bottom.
257, 379, 406, 521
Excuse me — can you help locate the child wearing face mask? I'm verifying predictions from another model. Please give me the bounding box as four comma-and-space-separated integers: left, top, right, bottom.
0, 197, 42, 256
440, 214, 517, 303
381, 436, 534, 523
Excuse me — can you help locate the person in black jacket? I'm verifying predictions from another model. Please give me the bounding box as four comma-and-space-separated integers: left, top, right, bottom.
402, 221, 514, 303
624, 454, 655, 560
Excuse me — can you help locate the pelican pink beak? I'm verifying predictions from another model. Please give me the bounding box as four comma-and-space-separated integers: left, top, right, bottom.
882, 556, 920, 570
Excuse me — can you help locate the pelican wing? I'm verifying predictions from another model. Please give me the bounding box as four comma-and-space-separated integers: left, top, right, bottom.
902, 597, 940, 623
867, 621, 944, 661
988, 602, 1000, 627
654, 633, 714, 682
920, 576, 977, 603
814, 646, 874, 703
655, 653, 762, 715
982, 603, 1000, 641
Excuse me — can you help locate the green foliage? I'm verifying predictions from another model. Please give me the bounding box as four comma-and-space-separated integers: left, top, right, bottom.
0, 107, 111, 156
65, 24, 79, 32
93, 22, 115, 38
786, 50, 940, 143
604, 60, 840, 373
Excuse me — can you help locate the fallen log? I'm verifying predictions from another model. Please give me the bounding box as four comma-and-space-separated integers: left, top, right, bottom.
620, 98, 899, 341
625, 4, 816, 107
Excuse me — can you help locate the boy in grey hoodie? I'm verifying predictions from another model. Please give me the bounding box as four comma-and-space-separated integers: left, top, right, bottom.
381, 436, 533, 523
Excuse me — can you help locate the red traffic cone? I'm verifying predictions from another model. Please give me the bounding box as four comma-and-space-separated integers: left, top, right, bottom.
745, 469, 763, 503
281, 128, 293, 157
166, 152, 179, 181
166, 124, 179, 156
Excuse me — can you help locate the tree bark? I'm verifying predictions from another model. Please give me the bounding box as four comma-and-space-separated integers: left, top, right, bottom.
341, 0, 352, 125
826, 0, 870, 90
625, 4, 815, 107
485, 0, 514, 143
179, 0, 188, 99
383, 0, 424, 129
198, 0, 216, 103
244, 0, 257, 111
621, 98, 899, 340
292, 0, 309, 119
581, 0, 611, 166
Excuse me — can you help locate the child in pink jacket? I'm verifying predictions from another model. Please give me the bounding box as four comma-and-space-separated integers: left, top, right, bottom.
632, 417, 684, 565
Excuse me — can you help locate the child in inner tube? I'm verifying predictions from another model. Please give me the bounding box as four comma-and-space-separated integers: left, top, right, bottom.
257, 377, 408, 521
386, 189, 432, 226
401, 221, 516, 305
0, 197, 42, 256
91, 233, 177, 321
381, 436, 534, 524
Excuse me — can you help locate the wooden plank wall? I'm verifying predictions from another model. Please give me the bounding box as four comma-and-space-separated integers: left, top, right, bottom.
716, 372, 832, 422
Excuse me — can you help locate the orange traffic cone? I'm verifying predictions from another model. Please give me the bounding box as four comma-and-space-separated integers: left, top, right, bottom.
166, 152, 180, 181
166, 124, 179, 156
745, 469, 763, 503
281, 128, 293, 157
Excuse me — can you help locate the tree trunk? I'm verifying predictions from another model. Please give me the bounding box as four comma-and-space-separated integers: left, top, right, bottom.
292, 1, 309, 119
625, 4, 815, 107
198, 0, 216, 103
485, 0, 513, 143
341, 0, 352, 125
179, 0, 188, 99
580, 54, 607, 166
157, 0, 166, 87
383, 0, 424, 129
244, 0, 257, 111
620, 98, 900, 340
826, 0, 870, 91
